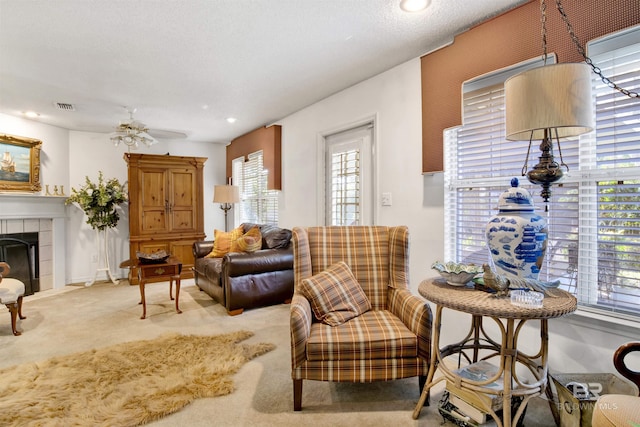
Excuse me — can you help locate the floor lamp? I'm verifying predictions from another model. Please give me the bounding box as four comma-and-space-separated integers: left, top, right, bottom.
213, 185, 240, 231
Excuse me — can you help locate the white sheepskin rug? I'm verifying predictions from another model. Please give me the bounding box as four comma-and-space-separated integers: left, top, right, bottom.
0, 330, 275, 426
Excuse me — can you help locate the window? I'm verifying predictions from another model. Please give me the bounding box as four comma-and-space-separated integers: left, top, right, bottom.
232, 150, 279, 225
445, 25, 640, 320
324, 124, 373, 226
328, 148, 360, 225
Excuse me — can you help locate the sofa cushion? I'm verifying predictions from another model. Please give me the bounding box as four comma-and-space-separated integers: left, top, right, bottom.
306, 310, 418, 361
300, 261, 371, 326
262, 225, 292, 249
231, 226, 262, 253
206, 226, 244, 258
244, 223, 292, 249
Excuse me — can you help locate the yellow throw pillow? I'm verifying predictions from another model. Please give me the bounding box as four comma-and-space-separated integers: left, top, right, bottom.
205, 226, 244, 258
231, 226, 262, 253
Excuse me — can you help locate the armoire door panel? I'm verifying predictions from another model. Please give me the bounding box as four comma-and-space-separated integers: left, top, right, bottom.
140, 169, 169, 233
171, 171, 196, 208
142, 211, 167, 232
169, 241, 195, 266
140, 170, 166, 207
169, 169, 197, 232
171, 211, 194, 230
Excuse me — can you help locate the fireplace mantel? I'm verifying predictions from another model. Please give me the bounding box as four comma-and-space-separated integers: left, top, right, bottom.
0, 194, 67, 220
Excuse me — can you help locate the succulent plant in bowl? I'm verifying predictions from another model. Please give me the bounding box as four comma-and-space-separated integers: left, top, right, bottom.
431, 261, 484, 287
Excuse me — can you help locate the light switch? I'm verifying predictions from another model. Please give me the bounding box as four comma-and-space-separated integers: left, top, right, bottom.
381, 192, 392, 206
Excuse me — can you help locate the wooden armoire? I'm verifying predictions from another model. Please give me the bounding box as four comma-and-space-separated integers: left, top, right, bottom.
124, 153, 207, 284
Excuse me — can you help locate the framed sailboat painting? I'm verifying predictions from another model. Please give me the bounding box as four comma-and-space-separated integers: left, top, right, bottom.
0, 133, 41, 192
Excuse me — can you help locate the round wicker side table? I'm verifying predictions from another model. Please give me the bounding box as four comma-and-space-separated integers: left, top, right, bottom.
412, 277, 577, 426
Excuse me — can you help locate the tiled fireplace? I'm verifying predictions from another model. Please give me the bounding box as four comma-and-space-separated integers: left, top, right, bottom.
0, 195, 66, 291
0, 230, 42, 294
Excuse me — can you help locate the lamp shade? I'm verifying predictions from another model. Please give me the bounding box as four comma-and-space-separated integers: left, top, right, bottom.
213, 185, 240, 204
505, 63, 594, 141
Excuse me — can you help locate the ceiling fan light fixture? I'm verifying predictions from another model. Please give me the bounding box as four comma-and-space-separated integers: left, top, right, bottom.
111, 107, 159, 150
399, 0, 430, 13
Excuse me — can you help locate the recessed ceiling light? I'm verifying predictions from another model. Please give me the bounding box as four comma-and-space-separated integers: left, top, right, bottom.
226, 117, 237, 124
24, 111, 40, 118
399, 0, 430, 13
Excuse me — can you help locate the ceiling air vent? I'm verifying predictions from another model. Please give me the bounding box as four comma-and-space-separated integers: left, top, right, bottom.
54, 102, 75, 111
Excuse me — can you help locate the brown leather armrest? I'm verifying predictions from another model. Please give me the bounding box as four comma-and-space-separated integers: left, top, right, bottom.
193, 241, 214, 258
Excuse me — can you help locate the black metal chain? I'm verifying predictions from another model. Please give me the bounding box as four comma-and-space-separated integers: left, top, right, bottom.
540, 0, 548, 64
553, 0, 639, 98
540, 0, 547, 65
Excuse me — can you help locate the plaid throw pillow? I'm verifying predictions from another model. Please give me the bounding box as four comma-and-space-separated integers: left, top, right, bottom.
231, 226, 262, 253
300, 261, 371, 326
205, 226, 244, 258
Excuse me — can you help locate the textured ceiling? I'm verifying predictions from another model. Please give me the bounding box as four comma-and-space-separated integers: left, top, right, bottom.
0, 0, 528, 143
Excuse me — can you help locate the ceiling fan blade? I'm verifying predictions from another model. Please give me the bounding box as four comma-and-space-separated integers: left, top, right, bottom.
147, 129, 188, 140
136, 131, 158, 146
129, 120, 146, 129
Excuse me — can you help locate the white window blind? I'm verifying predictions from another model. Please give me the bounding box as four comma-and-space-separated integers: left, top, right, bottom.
329, 148, 360, 226
232, 150, 279, 225
580, 26, 640, 314
445, 25, 640, 319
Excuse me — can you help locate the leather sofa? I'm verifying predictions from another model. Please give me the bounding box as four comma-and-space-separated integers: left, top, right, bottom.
192, 223, 294, 315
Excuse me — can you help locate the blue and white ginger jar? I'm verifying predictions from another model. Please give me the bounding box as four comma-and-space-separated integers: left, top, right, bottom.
485, 178, 548, 280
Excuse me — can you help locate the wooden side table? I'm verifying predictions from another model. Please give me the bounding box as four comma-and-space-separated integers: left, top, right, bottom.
120, 256, 183, 319
412, 277, 577, 426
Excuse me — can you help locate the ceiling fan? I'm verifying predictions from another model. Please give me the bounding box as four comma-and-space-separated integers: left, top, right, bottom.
110, 107, 187, 150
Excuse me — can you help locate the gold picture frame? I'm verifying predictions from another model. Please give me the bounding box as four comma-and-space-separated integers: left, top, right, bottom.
0, 133, 42, 192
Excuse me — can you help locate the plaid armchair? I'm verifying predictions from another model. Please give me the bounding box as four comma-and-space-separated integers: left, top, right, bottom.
290, 225, 432, 410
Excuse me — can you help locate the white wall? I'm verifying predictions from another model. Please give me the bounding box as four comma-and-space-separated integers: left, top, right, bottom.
278, 58, 445, 286
276, 58, 639, 377
0, 113, 228, 285
0, 114, 70, 187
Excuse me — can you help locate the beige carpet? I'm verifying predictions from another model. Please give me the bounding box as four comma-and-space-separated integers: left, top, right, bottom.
0, 279, 558, 426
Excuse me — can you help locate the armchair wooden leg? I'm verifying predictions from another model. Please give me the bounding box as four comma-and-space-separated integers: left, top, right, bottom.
293, 379, 303, 411
6, 302, 21, 336
17, 295, 26, 320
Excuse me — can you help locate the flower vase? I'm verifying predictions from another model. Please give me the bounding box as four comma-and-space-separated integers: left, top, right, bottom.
485, 178, 547, 280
